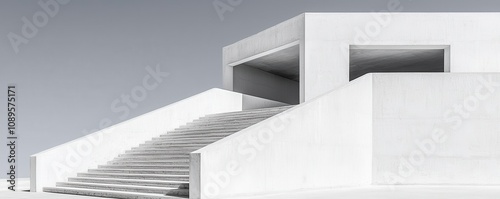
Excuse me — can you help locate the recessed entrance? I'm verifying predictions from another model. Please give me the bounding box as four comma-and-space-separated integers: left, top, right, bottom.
349, 46, 450, 81
231, 43, 300, 105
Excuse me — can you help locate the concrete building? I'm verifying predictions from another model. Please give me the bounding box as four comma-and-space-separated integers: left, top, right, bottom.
31, 13, 500, 199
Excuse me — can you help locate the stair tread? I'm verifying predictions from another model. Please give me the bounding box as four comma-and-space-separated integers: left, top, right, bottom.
45, 106, 293, 198
58, 182, 186, 190
69, 177, 188, 184
79, 173, 188, 177
44, 186, 187, 199
91, 168, 189, 171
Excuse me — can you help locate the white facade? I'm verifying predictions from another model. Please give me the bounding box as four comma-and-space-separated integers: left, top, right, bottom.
32, 13, 500, 199
208, 13, 500, 198
223, 13, 500, 103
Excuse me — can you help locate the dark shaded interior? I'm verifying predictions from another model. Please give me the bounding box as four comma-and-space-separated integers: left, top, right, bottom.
349, 49, 445, 81
233, 45, 300, 104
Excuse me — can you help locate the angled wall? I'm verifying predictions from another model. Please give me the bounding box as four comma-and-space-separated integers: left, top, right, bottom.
372, 73, 500, 185
192, 75, 373, 199
192, 73, 500, 198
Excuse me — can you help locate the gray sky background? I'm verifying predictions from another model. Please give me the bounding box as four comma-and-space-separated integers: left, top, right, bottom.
1, 0, 500, 178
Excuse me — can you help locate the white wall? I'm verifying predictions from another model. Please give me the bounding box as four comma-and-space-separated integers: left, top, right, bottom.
30, 89, 247, 192
189, 73, 500, 199
304, 13, 500, 100
372, 73, 500, 185
191, 75, 373, 199
226, 13, 500, 103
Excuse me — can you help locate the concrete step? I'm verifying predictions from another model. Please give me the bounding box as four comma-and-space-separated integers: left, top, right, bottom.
178, 118, 266, 128
160, 132, 235, 138
184, 116, 266, 124
156, 134, 230, 141
118, 152, 189, 157
173, 125, 253, 132
132, 141, 207, 146
127, 148, 199, 153
43, 187, 187, 199
144, 137, 226, 143
126, 149, 198, 154
165, 128, 243, 135
153, 137, 228, 143
113, 156, 189, 162
160, 134, 233, 140
77, 173, 189, 181
99, 165, 189, 170
193, 114, 278, 123
199, 106, 291, 119
68, 177, 188, 189
129, 146, 203, 152
165, 127, 243, 134
147, 136, 223, 142
108, 160, 189, 166
130, 146, 204, 151
56, 182, 188, 196
139, 143, 207, 147
89, 168, 189, 175
134, 145, 204, 151
150, 136, 217, 143
144, 141, 214, 147
124, 151, 193, 155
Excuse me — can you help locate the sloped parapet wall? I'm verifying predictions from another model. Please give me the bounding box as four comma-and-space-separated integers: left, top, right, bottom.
191, 74, 374, 199
30, 88, 286, 192
191, 73, 500, 199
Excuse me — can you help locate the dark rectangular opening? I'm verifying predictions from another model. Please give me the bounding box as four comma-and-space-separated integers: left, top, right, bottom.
349, 48, 446, 81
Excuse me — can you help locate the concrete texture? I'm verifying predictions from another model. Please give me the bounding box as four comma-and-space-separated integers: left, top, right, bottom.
303, 13, 498, 101
192, 74, 373, 199
191, 73, 500, 199
41, 106, 291, 198
372, 73, 500, 184
31, 89, 286, 192
30, 88, 242, 192
224, 13, 500, 103
28, 12, 500, 199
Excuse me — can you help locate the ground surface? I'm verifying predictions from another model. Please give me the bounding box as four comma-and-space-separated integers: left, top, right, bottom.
2, 179, 500, 199
0, 178, 100, 198
232, 185, 500, 199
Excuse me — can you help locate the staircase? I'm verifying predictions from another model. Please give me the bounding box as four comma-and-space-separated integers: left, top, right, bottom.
43, 105, 292, 199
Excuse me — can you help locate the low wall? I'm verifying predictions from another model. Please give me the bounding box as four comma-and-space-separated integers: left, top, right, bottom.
31, 88, 248, 192
372, 73, 500, 185
191, 75, 373, 199
191, 73, 500, 199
